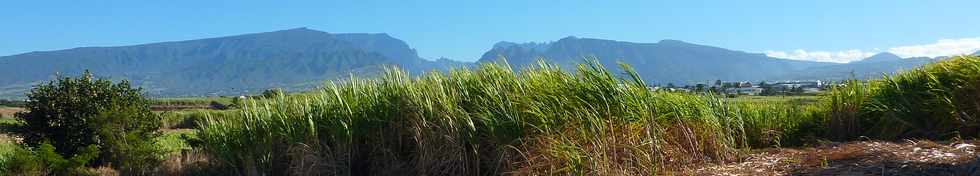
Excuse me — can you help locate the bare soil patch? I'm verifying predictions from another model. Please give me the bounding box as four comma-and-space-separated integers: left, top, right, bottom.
0, 107, 23, 118
686, 140, 980, 176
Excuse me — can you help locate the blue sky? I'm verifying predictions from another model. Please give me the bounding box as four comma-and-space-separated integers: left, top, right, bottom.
2, 0, 979, 62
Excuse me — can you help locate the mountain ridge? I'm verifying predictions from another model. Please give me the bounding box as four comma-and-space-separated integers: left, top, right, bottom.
0, 28, 449, 98
0, 28, 951, 98
854, 52, 902, 63
478, 37, 834, 84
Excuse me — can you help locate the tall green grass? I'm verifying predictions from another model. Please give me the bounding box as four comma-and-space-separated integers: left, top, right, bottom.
198, 59, 823, 175
825, 56, 980, 140
159, 109, 237, 129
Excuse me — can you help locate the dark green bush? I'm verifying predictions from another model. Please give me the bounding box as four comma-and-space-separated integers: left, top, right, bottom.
14, 71, 162, 174
37, 142, 101, 175
208, 101, 228, 110
160, 110, 236, 129
93, 107, 165, 174
260, 88, 284, 98
0, 142, 100, 175
0, 145, 46, 175
229, 96, 243, 109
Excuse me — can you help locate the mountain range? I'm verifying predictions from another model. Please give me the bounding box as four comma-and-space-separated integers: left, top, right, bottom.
783, 53, 935, 80
479, 37, 945, 84
0, 28, 949, 98
479, 37, 833, 84
0, 28, 464, 97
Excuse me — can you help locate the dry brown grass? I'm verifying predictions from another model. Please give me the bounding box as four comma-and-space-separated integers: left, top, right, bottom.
88, 166, 119, 176
508, 126, 657, 175
689, 140, 980, 175
155, 149, 217, 175
661, 121, 740, 166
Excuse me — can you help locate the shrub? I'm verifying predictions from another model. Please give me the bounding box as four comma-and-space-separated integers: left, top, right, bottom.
160, 110, 236, 129
0, 142, 45, 175
261, 88, 284, 99
0, 142, 100, 175
14, 70, 162, 174
229, 96, 243, 109
93, 107, 165, 174
209, 101, 229, 110
37, 142, 101, 175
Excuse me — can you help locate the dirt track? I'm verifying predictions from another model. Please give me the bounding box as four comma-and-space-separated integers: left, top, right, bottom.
0, 107, 23, 118
686, 140, 980, 176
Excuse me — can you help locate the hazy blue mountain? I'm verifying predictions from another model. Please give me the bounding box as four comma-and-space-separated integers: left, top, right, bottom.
476, 37, 955, 84
781, 52, 936, 80
478, 37, 834, 85
0, 28, 450, 98
0, 29, 962, 99
416, 57, 472, 72
973, 50, 979, 56
853, 52, 902, 63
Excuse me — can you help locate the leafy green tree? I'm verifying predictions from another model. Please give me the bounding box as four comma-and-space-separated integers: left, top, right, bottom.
209, 101, 229, 110
15, 70, 161, 173
262, 88, 284, 98
791, 86, 805, 95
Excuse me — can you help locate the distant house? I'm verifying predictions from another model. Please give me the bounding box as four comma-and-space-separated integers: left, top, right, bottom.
737, 81, 753, 88
726, 87, 764, 95
803, 88, 822, 94
772, 80, 824, 89
669, 88, 691, 92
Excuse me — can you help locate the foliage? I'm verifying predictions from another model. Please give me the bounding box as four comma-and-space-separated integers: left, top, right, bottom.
151, 97, 237, 108
92, 108, 165, 174
1, 56, 969, 175
198, 60, 822, 175
0, 139, 44, 175
14, 70, 162, 173
160, 110, 237, 129
261, 88, 284, 99
824, 56, 980, 140
822, 79, 872, 140
209, 101, 229, 110
230, 96, 244, 109
38, 143, 101, 175
0, 142, 100, 175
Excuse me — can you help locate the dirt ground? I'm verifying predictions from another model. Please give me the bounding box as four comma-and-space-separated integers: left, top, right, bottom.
0, 107, 23, 118
685, 140, 980, 176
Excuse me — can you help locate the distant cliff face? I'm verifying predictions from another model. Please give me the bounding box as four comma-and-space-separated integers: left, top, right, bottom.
0, 29, 950, 98
0, 28, 448, 98
478, 37, 832, 84
477, 37, 948, 84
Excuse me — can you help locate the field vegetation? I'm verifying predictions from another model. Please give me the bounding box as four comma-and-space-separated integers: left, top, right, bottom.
194, 56, 979, 175
0, 56, 977, 175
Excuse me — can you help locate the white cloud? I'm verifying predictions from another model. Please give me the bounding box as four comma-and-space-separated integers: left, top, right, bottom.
765, 49, 876, 63
765, 37, 980, 63
887, 38, 980, 58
